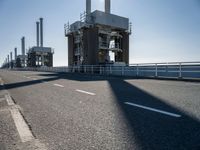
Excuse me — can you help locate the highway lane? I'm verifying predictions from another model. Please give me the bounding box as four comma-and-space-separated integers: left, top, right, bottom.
0, 70, 200, 150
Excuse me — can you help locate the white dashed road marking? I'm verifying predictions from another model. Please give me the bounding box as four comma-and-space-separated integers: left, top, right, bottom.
76, 89, 96, 96
53, 84, 64, 88
124, 102, 181, 118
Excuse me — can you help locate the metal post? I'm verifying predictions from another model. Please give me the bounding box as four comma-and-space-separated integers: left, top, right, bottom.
136, 64, 139, 76
84, 66, 86, 73
91, 66, 94, 74
122, 66, 124, 76
179, 63, 182, 78
100, 66, 102, 75
155, 64, 158, 77
78, 66, 80, 73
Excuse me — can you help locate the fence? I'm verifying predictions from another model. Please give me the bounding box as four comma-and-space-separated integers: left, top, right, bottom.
11, 61, 200, 80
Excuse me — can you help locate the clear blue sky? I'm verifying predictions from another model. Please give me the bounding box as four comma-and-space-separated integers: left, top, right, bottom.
0, 0, 200, 66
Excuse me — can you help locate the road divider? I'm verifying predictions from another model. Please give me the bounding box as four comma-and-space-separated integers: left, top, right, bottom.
124, 102, 181, 118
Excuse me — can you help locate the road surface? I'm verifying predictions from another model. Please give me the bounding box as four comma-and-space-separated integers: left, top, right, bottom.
0, 70, 200, 150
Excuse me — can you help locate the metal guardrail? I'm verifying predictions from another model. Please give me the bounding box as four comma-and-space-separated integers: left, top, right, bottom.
10, 61, 200, 80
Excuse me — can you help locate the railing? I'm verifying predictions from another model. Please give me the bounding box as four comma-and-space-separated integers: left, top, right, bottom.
10, 61, 200, 80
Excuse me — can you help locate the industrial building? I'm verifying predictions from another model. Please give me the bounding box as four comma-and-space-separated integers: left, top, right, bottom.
16, 37, 27, 68
65, 0, 131, 66
27, 18, 54, 67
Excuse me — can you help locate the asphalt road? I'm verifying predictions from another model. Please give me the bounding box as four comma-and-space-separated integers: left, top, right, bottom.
0, 69, 200, 150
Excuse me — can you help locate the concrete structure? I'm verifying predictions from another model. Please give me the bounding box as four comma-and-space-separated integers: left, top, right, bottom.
65, 0, 131, 66
27, 18, 54, 67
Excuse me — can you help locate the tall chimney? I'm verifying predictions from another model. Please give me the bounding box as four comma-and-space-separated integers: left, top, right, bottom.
105, 0, 111, 14
10, 52, 13, 62
86, 0, 91, 14
40, 18, 43, 47
7, 55, 9, 64
36, 21, 40, 47
14, 48, 17, 60
21, 37, 25, 55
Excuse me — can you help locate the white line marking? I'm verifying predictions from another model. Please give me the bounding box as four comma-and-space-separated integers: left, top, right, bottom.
76, 89, 96, 96
5, 94, 15, 105
31, 78, 37, 80
53, 84, 64, 88
10, 108, 34, 142
124, 102, 181, 118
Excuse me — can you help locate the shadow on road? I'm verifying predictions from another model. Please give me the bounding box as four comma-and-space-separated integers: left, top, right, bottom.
1, 72, 200, 149
108, 79, 200, 149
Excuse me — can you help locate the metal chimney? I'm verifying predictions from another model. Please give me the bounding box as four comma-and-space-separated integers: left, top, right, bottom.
86, 0, 91, 14
21, 37, 25, 55
7, 55, 9, 64
14, 48, 17, 60
105, 0, 111, 14
10, 52, 13, 62
36, 21, 40, 47
40, 18, 43, 47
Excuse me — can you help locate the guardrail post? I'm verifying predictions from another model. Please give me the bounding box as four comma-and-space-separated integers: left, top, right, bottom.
91, 66, 94, 74
155, 64, 158, 77
84, 66, 86, 73
136, 64, 139, 76
179, 63, 182, 78
100, 66, 102, 75
122, 66, 124, 76
78, 66, 80, 73
110, 66, 112, 75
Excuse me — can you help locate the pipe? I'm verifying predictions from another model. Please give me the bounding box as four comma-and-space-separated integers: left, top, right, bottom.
36, 21, 40, 47
40, 18, 43, 47
21, 37, 25, 55
105, 0, 111, 14
86, 0, 91, 14
14, 48, 17, 60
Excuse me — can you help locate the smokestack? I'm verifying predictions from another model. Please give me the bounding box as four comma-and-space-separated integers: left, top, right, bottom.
21, 37, 25, 55
10, 52, 13, 62
86, 0, 91, 14
105, 0, 111, 14
40, 18, 43, 47
7, 55, 9, 63
36, 21, 40, 47
14, 48, 17, 60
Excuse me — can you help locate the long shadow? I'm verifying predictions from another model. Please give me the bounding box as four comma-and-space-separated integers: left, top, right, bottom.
1, 71, 200, 149
3, 76, 60, 90
107, 79, 200, 150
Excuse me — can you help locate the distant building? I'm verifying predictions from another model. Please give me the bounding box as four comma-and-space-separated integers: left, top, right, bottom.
27, 18, 54, 67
